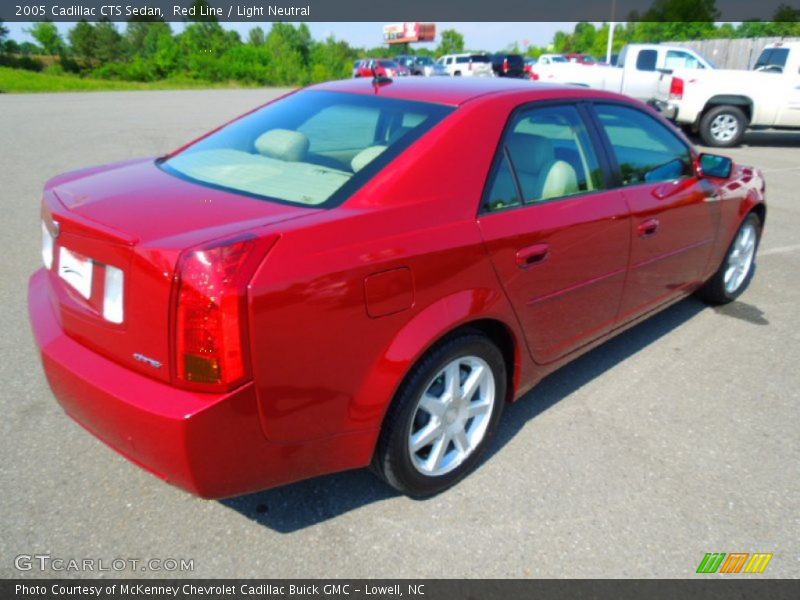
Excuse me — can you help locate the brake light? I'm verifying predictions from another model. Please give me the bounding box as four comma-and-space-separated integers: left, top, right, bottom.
503, 58, 509, 73
670, 77, 684, 100
174, 234, 277, 389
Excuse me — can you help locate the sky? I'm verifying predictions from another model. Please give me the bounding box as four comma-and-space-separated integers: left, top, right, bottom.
5, 22, 581, 51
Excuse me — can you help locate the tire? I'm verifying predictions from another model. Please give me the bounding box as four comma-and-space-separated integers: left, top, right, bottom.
696, 213, 761, 305
454, 71, 462, 76
699, 105, 747, 147
372, 332, 507, 497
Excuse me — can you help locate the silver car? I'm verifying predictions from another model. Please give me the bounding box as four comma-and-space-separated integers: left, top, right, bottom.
397, 55, 448, 77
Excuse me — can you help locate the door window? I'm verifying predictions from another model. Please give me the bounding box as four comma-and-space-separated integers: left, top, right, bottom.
635, 50, 658, 72
594, 104, 692, 186
482, 104, 603, 212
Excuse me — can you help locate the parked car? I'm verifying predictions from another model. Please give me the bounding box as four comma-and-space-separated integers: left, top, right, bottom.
524, 57, 538, 79
530, 44, 714, 101
353, 59, 410, 78
655, 42, 800, 147
396, 54, 448, 77
30, 78, 766, 499
565, 53, 600, 64
437, 53, 493, 77
490, 53, 525, 78
536, 54, 568, 65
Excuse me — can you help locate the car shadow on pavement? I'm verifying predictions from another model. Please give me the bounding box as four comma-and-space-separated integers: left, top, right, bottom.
221, 296, 709, 533
740, 131, 800, 148
691, 130, 800, 149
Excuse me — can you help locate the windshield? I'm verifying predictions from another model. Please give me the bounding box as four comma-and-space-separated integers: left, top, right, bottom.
550, 56, 568, 63
416, 56, 434, 65
162, 90, 452, 208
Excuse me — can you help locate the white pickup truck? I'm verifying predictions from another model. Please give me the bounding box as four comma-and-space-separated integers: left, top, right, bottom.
656, 42, 800, 147
529, 44, 713, 101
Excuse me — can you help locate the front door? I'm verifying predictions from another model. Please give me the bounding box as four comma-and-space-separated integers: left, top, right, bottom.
589, 103, 718, 319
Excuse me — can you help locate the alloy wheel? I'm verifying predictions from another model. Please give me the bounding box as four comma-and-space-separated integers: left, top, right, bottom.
408, 356, 496, 477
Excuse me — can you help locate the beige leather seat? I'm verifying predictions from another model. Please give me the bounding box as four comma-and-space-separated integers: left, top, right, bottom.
254, 129, 310, 162
505, 132, 579, 201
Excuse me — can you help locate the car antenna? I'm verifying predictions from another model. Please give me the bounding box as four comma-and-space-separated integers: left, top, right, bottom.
371, 65, 392, 87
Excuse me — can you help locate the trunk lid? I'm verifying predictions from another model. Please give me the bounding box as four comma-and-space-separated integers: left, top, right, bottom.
42, 158, 318, 384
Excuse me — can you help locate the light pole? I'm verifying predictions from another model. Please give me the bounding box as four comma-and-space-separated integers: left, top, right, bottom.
606, 0, 617, 64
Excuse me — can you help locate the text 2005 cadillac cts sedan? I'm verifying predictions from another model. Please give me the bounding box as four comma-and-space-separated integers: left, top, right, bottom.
29, 78, 765, 498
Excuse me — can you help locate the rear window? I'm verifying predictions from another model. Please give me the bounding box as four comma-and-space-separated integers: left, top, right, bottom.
162, 90, 452, 208
754, 47, 789, 70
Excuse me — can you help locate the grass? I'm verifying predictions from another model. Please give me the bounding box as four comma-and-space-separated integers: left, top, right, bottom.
0, 67, 257, 93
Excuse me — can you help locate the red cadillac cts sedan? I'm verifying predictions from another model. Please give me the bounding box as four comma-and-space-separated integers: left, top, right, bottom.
29, 78, 765, 498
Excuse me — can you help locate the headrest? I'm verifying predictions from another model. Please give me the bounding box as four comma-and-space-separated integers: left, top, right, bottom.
505, 133, 555, 174
351, 145, 387, 173
254, 129, 309, 161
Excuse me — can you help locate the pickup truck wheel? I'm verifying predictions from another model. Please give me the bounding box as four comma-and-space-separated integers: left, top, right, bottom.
696, 213, 761, 304
372, 332, 506, 497
699, 105, 747, 147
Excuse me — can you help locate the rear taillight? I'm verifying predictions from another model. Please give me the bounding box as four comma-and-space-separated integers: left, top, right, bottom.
174, 234, 277, 390
41, 220, 54, 270
670, 77, 684, 100
503, 58, 509, 73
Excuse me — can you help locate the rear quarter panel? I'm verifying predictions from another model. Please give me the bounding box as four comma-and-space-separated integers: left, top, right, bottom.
246, 96, 536, 445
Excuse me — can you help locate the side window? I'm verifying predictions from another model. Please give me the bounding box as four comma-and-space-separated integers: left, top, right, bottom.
482, 104, 603, 212
483, 154, 521, 212
635, 49, 658, 72
665, 50, 700, 70
594, 104, 692, 186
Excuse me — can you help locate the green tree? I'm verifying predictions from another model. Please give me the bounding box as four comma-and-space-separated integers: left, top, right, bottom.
93, 20, 123, 63
436, 29, 465, 56
124, 17, 167, 58
571, 22, 597, 53
773, 3, 800, 22
248, 26, 266, 47
262, 23, 311, 85
0, 19, 9, 49
27, 21, 64, 55
69, 20, 97, 63
309, 35, 356, 82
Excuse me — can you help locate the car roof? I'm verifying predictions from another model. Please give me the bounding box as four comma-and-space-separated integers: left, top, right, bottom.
309, 77, 624, 107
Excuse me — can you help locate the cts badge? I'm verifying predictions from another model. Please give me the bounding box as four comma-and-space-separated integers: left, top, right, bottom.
133, 353, 162, 369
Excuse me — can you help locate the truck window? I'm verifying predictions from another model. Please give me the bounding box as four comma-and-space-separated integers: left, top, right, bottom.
636, 50, 658, 72
665, 50, 702, 70
754, 47, 789, 71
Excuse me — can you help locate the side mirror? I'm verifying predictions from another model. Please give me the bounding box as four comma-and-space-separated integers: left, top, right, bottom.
698, 153, 733, 179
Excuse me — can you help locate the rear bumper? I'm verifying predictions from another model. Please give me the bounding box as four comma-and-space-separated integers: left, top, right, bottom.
648, 98, 678, 121
28, 269, 375, 498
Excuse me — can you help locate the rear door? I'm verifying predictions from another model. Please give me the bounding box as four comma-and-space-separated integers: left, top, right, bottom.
589, 102, 718, 320
478, 102, 630, 365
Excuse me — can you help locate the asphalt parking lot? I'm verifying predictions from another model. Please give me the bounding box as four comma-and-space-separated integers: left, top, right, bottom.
1, 88, 798, 579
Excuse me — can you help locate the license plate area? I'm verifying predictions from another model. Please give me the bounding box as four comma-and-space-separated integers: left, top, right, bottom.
58, 247, 94, 300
